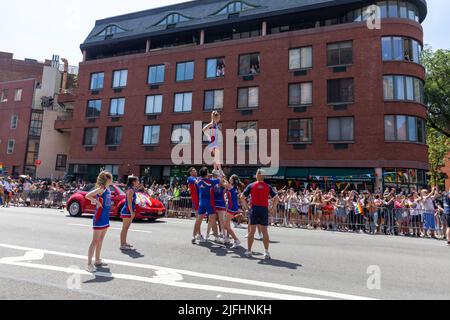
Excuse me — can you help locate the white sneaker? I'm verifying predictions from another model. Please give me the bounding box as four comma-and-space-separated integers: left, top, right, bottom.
245, 234, 249, 239
264, 251, 271, 260
244, 251, 253, 258
214, 236, 220, 243
87, 264, 96, 273
191, 237, 196, 244
224, 237, 231, 245
231, 240, 241, 249
206, 234, 211, 241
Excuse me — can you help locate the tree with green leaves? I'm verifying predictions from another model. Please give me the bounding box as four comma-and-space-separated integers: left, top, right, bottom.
422, 47, 450, 137
427, 127, 449, 187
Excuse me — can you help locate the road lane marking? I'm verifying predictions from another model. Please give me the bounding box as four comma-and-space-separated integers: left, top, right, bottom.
2, 250, 45, 262
0, 252, 319, 300
67, 223, 153, 234
0, 243, 376, 300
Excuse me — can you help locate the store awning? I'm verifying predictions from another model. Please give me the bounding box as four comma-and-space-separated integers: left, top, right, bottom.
285, 168, 375, 182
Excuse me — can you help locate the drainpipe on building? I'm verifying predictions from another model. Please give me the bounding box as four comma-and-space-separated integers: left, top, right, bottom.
60, 58, 68, 94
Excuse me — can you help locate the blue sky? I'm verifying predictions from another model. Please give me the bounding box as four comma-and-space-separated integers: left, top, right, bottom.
1, 0, 449, 65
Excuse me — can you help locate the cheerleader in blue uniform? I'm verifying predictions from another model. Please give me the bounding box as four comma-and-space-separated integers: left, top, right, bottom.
223, 175, 242, 248
120, 175, 139, 251
203, 111, 224, 177
85, 171, 113, 273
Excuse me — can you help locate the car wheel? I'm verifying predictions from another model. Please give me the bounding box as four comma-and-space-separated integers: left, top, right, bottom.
68, 201, 82, 217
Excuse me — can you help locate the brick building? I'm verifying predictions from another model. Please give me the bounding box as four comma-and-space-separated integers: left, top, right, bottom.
0, 54, 78, 178
0, 51, 46, 82
65, 0, 429, 192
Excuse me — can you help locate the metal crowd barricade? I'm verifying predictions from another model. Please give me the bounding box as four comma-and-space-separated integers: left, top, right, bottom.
165, 197, 447, 240
166, 197, 194, 219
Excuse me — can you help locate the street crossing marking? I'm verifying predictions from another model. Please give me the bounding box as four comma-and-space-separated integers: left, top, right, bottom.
0, 243, 376, 300
67, 223, 153, 234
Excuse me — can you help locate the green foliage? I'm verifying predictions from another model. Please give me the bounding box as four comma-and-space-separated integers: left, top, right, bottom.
422, 47, 450, 137
427, 126, 449, 187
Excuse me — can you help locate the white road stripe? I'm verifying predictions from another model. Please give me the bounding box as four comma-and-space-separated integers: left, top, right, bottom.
0, 259, 318, 300
67, 223, 153, 234
0, 243, 376, 300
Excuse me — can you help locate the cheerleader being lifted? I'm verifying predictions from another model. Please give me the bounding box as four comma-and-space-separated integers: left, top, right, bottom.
203, 111, 224, 177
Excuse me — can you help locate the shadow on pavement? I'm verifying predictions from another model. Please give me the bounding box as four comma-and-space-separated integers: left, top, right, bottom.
83, 266, 114, 284
120, 249, 145, 259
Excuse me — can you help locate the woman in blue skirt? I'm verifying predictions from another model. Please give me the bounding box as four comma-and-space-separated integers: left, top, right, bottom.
85, 171, 113, 273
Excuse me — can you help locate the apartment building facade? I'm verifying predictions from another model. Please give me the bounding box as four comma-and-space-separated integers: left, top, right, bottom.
66, 0, 429, 192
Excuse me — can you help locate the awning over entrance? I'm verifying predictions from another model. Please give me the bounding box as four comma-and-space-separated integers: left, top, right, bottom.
285, 168, 375, 182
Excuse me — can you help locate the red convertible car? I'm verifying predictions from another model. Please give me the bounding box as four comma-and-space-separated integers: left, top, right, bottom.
66, 184, 166, 221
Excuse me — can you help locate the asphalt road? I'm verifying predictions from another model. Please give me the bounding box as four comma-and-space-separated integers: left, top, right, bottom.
0, 206, 449, 300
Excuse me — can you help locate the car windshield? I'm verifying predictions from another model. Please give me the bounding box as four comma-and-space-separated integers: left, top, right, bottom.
114, 185, 126, 195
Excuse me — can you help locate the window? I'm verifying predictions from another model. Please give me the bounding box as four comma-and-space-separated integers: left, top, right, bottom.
288, 119, 312, 143
327, 78, 354, 104
148, 65, 165, 84
238, 87, 259, 109
174, 92, 192, 112
206, 58, 225, 78
327, 41, 353, 66
376, 1, 419, 21
383, 75, 424, 103
239, 53, 260, 76
385, 115, 425, 143
86, 100, 102, 118
382, 36, 423, 64
204, 90, 224, 111
289, 47, 313, 70
104, 165, 119, 176
171, 124, 191, 144
29, 112, 43, 137
83, 128, 98, 146
90, 72, 104, 90
388, 0, 399, 17
55, 155, 67, 171
145, 95, 163, 114
7, 139, 15, 154
1, 89, 8, 103
14, 88, 22, 101
236, 121, 258, 145
143, 125, 161, 145
10, 115, 18, 129
97, 25, 126, 37
328, 117, 354, 142
176, 61, 194, 82
106, 127, 122, 146
25, 139, 39, 165
156, 13, 190, 26
289, 83, 313, 106
109, 98, 125, 116
112, 70, 128, 88
215, 1, 256, 15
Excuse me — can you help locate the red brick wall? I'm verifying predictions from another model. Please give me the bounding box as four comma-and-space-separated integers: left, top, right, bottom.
0, 79, 36, 174
0, 52, 45, 82
442, 152, 450, 191
69, 19, 429, 176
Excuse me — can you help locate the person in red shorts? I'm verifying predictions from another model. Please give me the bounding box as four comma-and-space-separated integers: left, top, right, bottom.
187, 167, 200, 244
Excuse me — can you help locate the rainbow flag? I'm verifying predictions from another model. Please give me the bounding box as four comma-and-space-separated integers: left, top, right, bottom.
0, 163, 3, 174
355, 202, 364, 215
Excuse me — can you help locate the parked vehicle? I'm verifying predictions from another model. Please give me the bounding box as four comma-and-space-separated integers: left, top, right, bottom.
66, 184, 165, 220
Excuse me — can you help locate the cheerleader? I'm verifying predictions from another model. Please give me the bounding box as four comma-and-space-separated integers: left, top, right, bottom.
223, 175, 242, 248
85, 171, 113, 273
120, 175, 139, 251
203, 111, 223, 177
